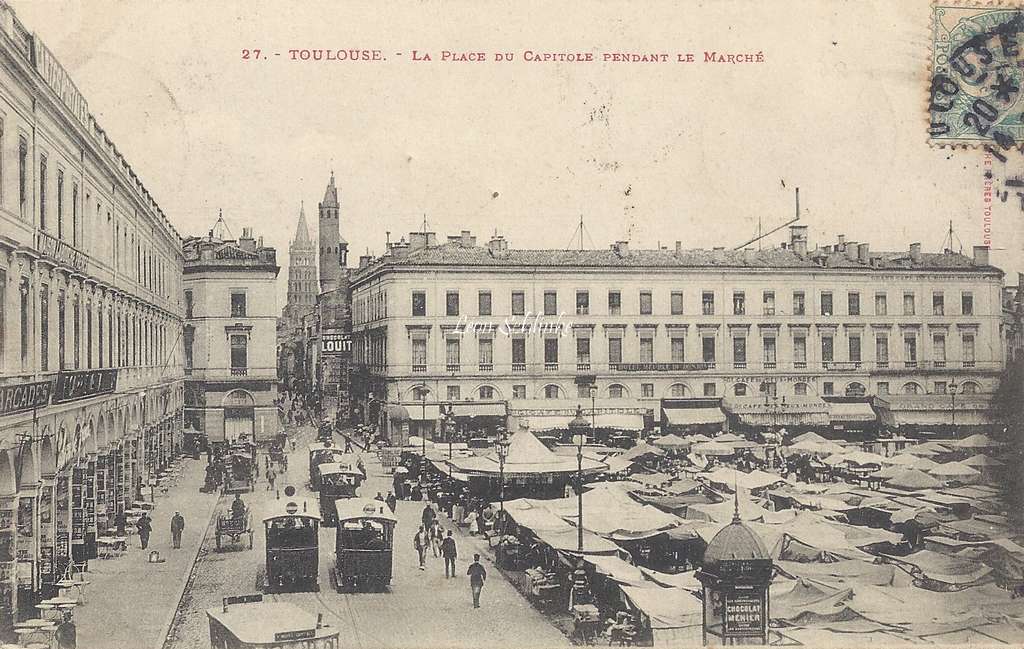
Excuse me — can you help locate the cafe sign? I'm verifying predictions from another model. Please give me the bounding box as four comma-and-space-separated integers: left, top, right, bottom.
53, 369, 118, 404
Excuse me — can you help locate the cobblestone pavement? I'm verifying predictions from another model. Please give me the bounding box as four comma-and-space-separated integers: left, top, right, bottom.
165, 425, 569, 649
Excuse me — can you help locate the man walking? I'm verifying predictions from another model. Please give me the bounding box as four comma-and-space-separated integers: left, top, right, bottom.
385, 491, 397, 514
421, 502, 436, 531
137, 512, 152, 550
414, 526, 429, 570
467, 553, 487, 608
441, 530, 457, 578
170, 511, 185, 549
266, 467, 277, 491
55, 610, 76, 649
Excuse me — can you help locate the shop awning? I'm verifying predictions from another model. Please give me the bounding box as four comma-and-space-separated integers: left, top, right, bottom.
662, 407, 726, 426
829, 402, 877, 422
407, 405, 441, 421
451, 403, 506, 417
523, 415, 575, 431
593, 413, 645, 430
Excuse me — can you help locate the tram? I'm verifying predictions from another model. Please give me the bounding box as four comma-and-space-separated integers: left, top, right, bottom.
330, 497, 398, 593
208, 594, 339, 649
223, 450, 256, 494
308, 442, 347, 490
318, 459, 365, 527
260, 488, 321, 593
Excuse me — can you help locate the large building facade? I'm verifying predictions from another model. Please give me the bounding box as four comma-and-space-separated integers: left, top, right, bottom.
183, 228, 279, 444
351, 227, 1006, 441
0, 1, 185, 625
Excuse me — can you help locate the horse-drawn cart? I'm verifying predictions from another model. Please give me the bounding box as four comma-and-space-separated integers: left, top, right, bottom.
216, 508, 254, 551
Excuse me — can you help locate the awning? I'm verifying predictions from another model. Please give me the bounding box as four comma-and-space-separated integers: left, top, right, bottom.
407, 405, 441, 421
451, 403, 506, 417
662, 407, 726, 426
592, 413, 645, 430
523, 415, 575, 431
829, 402, 877, 423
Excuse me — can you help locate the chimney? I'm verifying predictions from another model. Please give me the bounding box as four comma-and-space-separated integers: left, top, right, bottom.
675, 241, 682, 253
409, 231, 436, 252
239, 227, 256, 252
837, 234, 846, 249
487, 234, 508, 254
612, 241, 629, 256
461, 230, 476, 247
973, 245, 990, 266
789, 225, 808, 257
845, 241, 858, 261
358, 255, 373, 269
388, 238, 410, 258
857, 242, 870, 263
909, 242, 922, 264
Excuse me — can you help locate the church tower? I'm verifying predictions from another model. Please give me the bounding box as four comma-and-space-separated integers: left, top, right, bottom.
318, 171, 348, 293
283, 202, 317, 329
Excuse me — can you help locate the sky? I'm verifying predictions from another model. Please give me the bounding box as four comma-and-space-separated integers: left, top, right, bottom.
12, 0, 1023, 305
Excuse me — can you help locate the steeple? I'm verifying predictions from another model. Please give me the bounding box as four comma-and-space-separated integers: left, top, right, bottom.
322, 170, 339, 208
293, 201, 312, 245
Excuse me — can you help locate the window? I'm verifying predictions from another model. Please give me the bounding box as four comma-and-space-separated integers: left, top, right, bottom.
18, 137, 27, 217
933, 292, 944, 316
793, 336, 807, 368
511, 291, 525, 316
733, 291, 746, 315
792, 291, 805, 316
412, 291, 426, 316
183, 327, 194, 371
794, 383, 809, 396
184, 290, 194, 319
608, 337, 622, 365
19, 279, 29, 368
962, 292, 974, 315
639, 291, 652, 315
575, 290, 589, 315
575, 337, 591, 365
56, 170, 64, 240
609, 385, 624, 398
875, 335, 889, 367
904, 334, 917, 365
230, 334, 247, 370
639, 337, 654, 363
478, 338, 493, 369
39, 156, 49, 230
577, 384, 590, 398
702, 291, 715, 315
446, 291, 460, 317
823, 382, 834, 396
447, 385, 461, 401
902, 382, 921, 395
446, 338, 461, 370
848, 292, 860, 316
512, 385, 527, 399
933, 334, 946, 366
544, 338, 558, 367
73, 295, 80, 369
934, 381, 947, 394
702, 336, 716, 364
763, 337, 777, 368
962, 333, 976, 367
763, 291, 776, 316
71, 183, 78, 246
608, 291, 621, 315
762, 382, 777, 397
544, 385, 560, 399
512, 338, 526, 368
732, 336, 747, 368
903, 292, 915, 316
877, 382, 889, 395
230, 292, 247, 318
412, 386, 429, 401
962, 381, 980, 394
671, 291, 684, 315
734, 384, 748, 396
670, 384, 688, 397
671, 337, 685, 362
479, 386, 494, 399
875, 292, 887, 315
849, 335, 861, 362
641, 383, 654, 398
39, 286, 48, 371
57, 289, 65, 369
820, 292, 833, 316
411, 338, 427, 371
478, 291, 491, 316
703, 382, 717, 397
543, 291, 557, 316
821, 335, 834, 363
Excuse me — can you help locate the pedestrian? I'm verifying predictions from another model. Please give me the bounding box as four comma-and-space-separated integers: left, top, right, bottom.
414, 525, 429, 570
136, 513, 152, 550
385, 491, 397, 514
267, 468, 277, 491
170, 511, 185, 549
422, 502, 436, 530
441, 530, 457, 578
467, 553, 487, 608
430, 520, 443, 557
466, 510, 479, 536
55, 610, 76, 649
375, 491, 385, 502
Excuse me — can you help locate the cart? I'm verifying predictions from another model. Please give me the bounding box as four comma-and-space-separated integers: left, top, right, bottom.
215, 508, 253, 551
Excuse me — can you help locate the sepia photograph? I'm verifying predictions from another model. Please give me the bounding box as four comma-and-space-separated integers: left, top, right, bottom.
0, 0, 1023, 647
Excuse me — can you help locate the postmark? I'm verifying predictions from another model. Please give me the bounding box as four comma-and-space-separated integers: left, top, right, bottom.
929, 4, 1024, 155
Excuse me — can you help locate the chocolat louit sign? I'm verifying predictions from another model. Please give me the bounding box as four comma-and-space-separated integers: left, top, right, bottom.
52, 369, 118, 404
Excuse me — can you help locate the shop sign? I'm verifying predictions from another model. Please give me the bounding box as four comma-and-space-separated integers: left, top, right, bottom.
320, 330, 352, 356
724, 594, 763, 635
53, 369, 118, 404
276, 630, 316, 641
71, 468, 85, 544
0, 380, 53, 417
611, 362, 712, 372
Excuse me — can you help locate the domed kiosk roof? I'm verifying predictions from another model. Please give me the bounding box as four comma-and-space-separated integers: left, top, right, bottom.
703, 518, 769, 565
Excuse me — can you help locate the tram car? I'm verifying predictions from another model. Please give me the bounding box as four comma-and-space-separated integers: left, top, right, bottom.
330, 497, 398, 593
317, 459, 365, 527
308, 442, 347, 491
223, 451, 256, 494
207, 594, 339, 649
259, 490, 321, 593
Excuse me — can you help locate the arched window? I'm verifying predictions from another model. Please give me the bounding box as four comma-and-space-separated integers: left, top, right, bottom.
543, 384, 562, 399
669, 383, 690, 398
845, 382, 866, 397
794, 382, 810, 396
479, 386, 494, 399
902, 382, 922, 395
960, 381, 980, 394
608, 384, 626, 398
734, 383, 748, 396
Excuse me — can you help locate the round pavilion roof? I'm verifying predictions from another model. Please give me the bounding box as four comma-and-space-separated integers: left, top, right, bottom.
703, 518, 769, 565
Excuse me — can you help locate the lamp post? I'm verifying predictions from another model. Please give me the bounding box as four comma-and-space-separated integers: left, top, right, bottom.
568, 404, 591, 555
496, 430, 510, 518
949, 380, 959, 438
420, 389, 427, 459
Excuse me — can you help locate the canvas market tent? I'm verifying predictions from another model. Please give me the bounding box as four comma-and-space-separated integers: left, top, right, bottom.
929, 461, 982, 479
886, 468, 943, 491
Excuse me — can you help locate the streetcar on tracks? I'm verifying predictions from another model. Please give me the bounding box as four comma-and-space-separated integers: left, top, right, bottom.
259, 487, 321, 593
223, 450, 256, 494
308, 442, 348, 491
330, 497, 398, 592
318, 459, 365, 526
207, 593, 339, 649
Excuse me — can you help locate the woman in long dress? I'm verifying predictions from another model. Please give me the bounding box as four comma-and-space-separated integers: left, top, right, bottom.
467, 510, 480, 535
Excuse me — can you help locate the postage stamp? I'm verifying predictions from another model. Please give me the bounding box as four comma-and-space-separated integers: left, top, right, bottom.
929, 4, 1024, 153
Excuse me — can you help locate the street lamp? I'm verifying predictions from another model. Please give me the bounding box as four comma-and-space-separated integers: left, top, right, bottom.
590, 385, 597, 431
949, 380, 959, 438
568, 405, 591, 554
420, 388, 427, 458
495, 430, 510, 519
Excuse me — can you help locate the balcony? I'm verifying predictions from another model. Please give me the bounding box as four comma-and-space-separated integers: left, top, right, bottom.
963, 360, 976, 368
794, 361, 807, 369
763, 362, 777, 370
479, 363, 493, 372
824, 361, 860, 372
544, 362, 559, 371
933, 361, 946, 368
230, 367, 248, 376
904, 361, 918, 369
412, 364, 427, 373
512, 362, 526, 373
577, 362, 591, 372
877, 361, 889, 369
446, 364, 460, 373
733, 362, 747, 369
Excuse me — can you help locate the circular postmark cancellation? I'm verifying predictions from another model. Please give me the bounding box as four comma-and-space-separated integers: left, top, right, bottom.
930, 5, 1024, 159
